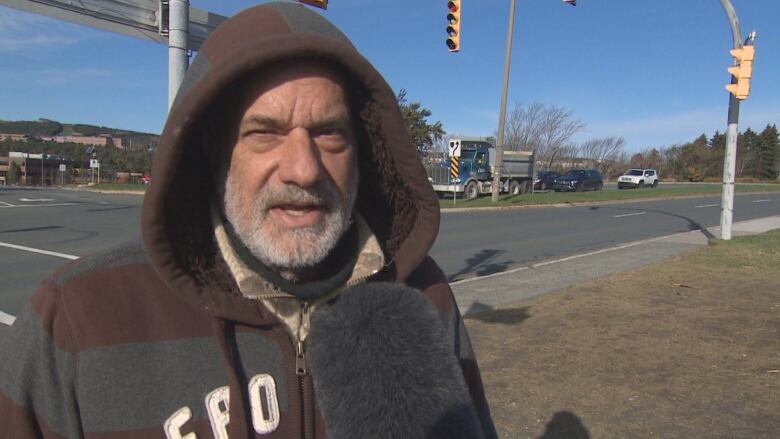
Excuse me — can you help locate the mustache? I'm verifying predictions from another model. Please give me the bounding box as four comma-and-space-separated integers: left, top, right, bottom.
257, 181, 341, 209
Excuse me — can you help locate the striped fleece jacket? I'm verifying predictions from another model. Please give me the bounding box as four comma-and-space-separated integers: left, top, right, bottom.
0, 2, 497, 438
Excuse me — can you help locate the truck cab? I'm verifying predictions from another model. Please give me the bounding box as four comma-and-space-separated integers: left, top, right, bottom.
429, 138, 534, 199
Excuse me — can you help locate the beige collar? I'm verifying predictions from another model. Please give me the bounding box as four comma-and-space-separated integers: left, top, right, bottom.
211, 202, 384, 300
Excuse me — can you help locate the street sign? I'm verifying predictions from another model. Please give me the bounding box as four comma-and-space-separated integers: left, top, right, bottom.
59, 164, 67, 172
448, 139, 462, 158
0, 0, 227, 51
90, 159, 99, 169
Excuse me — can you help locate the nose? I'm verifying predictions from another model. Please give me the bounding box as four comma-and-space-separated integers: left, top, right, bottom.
277, 127, 321, 188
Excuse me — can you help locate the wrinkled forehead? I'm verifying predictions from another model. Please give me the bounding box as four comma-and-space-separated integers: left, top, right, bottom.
203, 59, 357, 152
239, 59, 350, 106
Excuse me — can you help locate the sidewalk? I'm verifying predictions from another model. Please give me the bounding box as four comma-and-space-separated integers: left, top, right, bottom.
458, 216, 780, 438
452, 215, 780, 315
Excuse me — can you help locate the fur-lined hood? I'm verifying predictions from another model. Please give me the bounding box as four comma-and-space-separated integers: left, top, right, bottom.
141, 2, 440, 322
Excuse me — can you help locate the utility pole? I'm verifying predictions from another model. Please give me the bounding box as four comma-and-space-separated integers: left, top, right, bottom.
168, 0, 190, 109
492, 0, 517, 202
719, 0, 754, 240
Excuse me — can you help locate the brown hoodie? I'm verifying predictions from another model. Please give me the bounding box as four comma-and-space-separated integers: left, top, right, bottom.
0, 3, 495, 438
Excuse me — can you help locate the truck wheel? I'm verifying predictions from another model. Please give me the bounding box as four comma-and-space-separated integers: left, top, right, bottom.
575, 183, 584, 192
509, 180, 521, 195
465, 181, 479, 199
638, 181, 645, 189
652, 180, 658, 188
520, 180, 531, 194
540, 182, 547, 191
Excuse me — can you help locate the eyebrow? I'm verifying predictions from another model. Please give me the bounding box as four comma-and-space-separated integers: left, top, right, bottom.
239, 114, 353, 133
239, 115, 284, 132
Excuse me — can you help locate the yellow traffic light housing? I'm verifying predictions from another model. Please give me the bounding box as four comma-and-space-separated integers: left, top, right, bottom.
726, 45, 754, 100
446, 0, 461, 52
298, 0, 328, 10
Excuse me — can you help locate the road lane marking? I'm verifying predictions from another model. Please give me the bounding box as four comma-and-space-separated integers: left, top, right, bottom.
0, 241, 79, 260
19, 198, 55, 202
695, 204, 719, 208
0, 203, 77, 208
0, 200, 14, 207
614, 212, 646, 218
753, 199, 771, 203
0, 310, 15, 326
451, 229, 705, 286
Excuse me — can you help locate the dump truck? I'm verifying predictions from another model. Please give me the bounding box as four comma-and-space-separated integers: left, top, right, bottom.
428, 138, 535, 199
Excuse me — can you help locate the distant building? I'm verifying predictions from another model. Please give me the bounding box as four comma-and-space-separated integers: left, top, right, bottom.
0, 155, 9, 185
7, 151, 83, 186
2, 132, 124, 149
0, 133, 29, 142
41, 134, 122, 147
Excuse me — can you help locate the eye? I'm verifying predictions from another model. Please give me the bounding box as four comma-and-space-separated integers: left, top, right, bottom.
313, 127, 351, 152
242, 129, 283, 151
314, 127, 344, 138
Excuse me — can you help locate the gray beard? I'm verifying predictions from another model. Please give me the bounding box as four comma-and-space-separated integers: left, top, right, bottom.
223, 171, 358, 273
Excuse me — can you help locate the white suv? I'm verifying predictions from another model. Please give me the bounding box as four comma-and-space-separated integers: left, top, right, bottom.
618, 169, 659, 189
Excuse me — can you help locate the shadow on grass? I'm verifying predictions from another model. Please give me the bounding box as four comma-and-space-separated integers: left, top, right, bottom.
537, 411, 591, 439
463, 302, 530, 325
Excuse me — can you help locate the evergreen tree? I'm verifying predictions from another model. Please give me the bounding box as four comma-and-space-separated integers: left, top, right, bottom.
396, 89, 445, 157
757, 124, 779, 180
707, 131, 726, 178
739, 128, 759, 177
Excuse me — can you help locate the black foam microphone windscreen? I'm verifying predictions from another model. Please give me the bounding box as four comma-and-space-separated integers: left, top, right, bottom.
307, 282, 485, 439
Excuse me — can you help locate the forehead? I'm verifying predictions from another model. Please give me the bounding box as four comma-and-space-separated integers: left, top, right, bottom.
240, 60, 349, 111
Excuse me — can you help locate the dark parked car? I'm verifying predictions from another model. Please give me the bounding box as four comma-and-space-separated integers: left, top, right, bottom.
553, 169, 604, 192
534, 171, 561, 191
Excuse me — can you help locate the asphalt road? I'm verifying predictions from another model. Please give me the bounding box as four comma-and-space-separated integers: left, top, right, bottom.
434, 193, 779, 281
1, 187, 142, 320
1, 186, 778, 326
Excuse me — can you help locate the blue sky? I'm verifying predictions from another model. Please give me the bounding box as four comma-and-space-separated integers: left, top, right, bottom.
1, 0, 777, 152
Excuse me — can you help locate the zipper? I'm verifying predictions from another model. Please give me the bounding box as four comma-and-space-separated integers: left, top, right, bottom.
253, 292, 293, 300
297, 302, 310, 438
345, 267, 383, 288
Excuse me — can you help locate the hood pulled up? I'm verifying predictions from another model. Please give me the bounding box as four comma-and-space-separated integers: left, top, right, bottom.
141, 2, 440, 321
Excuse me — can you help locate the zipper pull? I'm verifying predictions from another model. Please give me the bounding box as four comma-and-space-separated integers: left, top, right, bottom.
296, 340, 307, 376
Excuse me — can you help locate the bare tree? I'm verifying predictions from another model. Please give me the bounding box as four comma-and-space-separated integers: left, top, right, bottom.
536, 106, 586, 170
500, 101, 586, 170
503, 101, 545, 151
579, 136, 626, 176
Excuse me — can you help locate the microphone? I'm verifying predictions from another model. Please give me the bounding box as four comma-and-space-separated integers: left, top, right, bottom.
307, 282, 485, 439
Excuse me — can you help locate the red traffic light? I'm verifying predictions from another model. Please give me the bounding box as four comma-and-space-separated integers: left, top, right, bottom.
447, 1, 459, 13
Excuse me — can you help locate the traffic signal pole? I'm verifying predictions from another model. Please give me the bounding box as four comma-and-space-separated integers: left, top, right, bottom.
491, 0, 517, 202
719, 0, 742, 240
168, 0, 190, 110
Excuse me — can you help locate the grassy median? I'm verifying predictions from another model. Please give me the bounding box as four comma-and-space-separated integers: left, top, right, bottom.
466, 229, 780, 438
439, 183, 780, 209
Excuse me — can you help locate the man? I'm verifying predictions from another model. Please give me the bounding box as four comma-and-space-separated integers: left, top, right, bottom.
0, 3, 496, 438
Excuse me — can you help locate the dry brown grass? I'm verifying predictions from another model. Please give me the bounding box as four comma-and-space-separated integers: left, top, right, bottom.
467, 230, 780, 438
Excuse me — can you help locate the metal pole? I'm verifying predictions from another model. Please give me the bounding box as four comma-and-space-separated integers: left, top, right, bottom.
492, 0, 517, 202
719, 0, 742, 240
168, 0, 189, 110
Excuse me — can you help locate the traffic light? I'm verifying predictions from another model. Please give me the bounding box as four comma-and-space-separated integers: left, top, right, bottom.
298, 0, 328, 10
446, 0, 461, 52
725, 45, 755, 100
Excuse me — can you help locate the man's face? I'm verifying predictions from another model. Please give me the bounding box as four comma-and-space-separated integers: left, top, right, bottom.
222, 62, 358, 270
